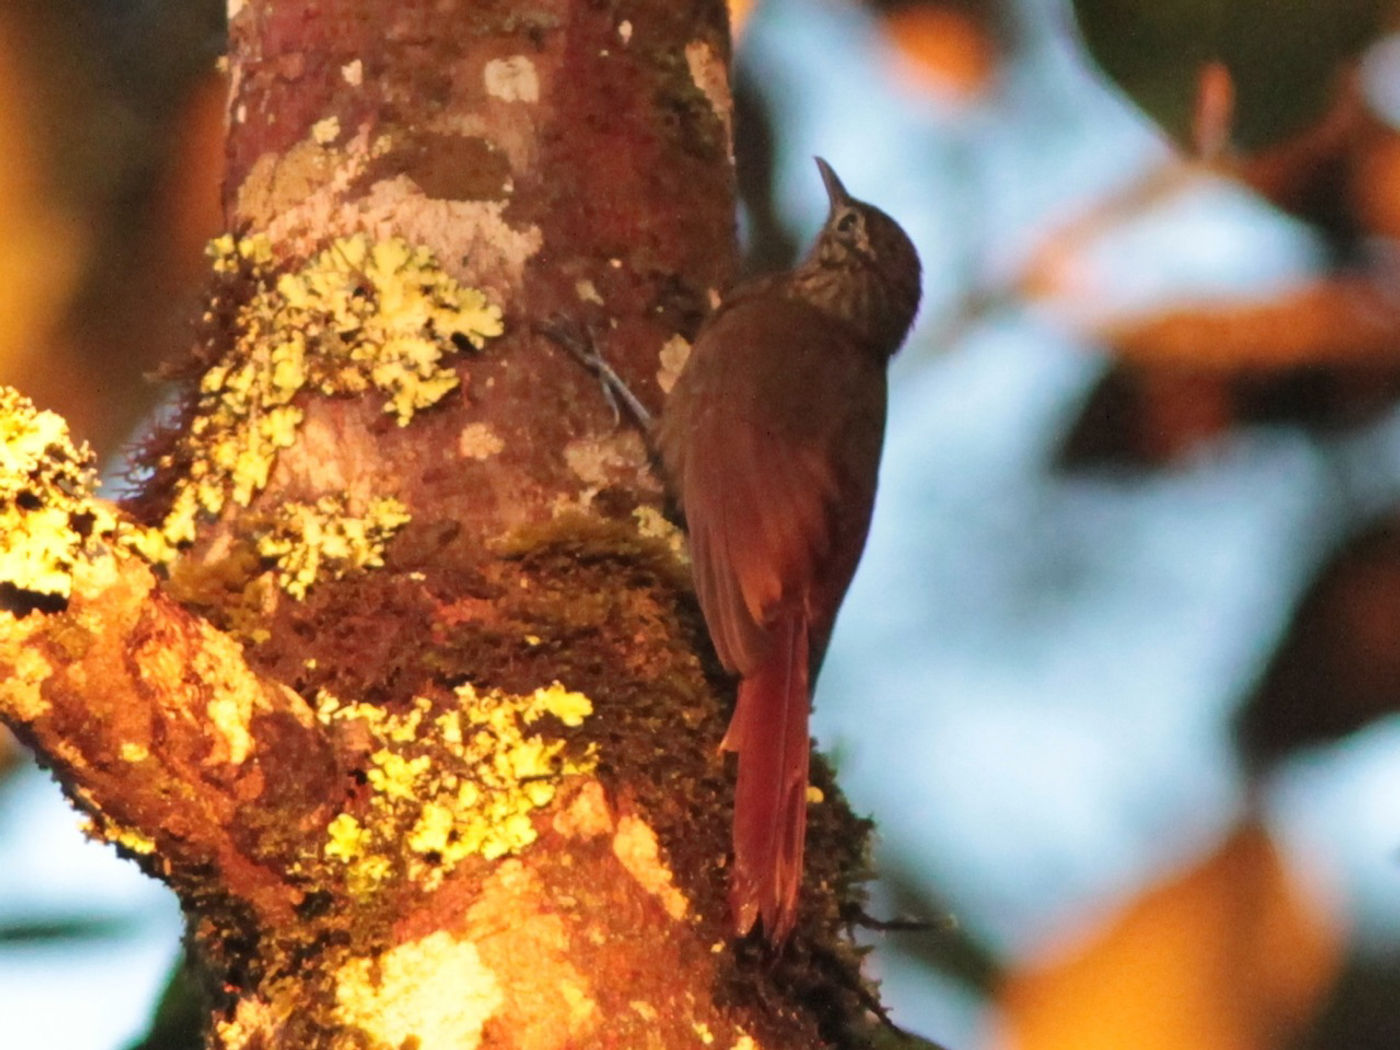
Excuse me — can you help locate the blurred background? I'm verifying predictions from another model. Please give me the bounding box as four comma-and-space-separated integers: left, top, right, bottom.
4, 0, 1400, 1046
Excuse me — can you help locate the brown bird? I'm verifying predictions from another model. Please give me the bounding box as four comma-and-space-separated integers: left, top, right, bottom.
657, 158, 922, 940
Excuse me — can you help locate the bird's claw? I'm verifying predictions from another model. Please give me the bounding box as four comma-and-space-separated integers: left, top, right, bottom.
537, 317, 653, 430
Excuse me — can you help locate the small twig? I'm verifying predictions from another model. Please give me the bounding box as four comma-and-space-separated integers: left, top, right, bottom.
840, 907, 952, 935
805, 938, 952, 1049
848, 906, 952, 935
537, 318, 654, 431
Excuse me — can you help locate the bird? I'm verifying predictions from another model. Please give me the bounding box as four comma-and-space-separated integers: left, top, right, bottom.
656, 157, 922, 940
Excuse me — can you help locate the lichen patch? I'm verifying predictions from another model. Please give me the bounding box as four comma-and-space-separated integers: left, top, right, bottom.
318, 683, 597, 893
0, 387, 106, 602
311, 115, 341, 146
87, 817, 157, 857
458, 422, 505, 461
685, 41, 733, 157
335, 931, 503, 1050
656, 334, 691, 394
238, 141, 339, 232
562, 432, 649, 490
612, 815, 688, 921
359, 180, 543, 296
483, 56, 540, 103
255, 494, 411, 600
238, 124, 392, 242
211, 996, 275, 1050
0, 645, 54, 721
0, 387, 165, 614
465, 862, 601, 1049
194, 628, 267, 766
156, 234, 501, 549
551, 780, 614, 840
632, 506, 687, 561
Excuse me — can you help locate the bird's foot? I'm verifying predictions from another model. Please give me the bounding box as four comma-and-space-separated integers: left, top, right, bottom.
537, 318, 653, 430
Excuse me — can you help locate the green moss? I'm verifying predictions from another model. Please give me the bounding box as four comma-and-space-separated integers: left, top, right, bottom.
495, 509, 693, 594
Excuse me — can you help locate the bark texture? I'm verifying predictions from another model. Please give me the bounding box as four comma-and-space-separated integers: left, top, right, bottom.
0, 2, 881, 1047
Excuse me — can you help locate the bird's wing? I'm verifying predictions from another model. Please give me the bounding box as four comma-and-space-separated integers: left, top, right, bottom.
661, 295, 885, 674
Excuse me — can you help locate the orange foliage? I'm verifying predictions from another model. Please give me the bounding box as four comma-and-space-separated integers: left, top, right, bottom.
1105, 275, 1400, 370
1350, 127, 1400, 241
997, 821, 1344, 1050
883, 4, 997, 101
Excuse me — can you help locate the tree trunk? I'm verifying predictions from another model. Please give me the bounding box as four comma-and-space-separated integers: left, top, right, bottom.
0, 1, 881, 1046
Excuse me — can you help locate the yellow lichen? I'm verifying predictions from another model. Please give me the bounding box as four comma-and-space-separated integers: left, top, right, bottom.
335, 931, 503, 1050
0, 387, 101, 600
368, 750, 433, 802
207, 694, 255, 766
112, 827, 158, 855
212, 1000, 276, 1050
632, 504, 688, 560
193, 632, 260, 766
0, 387, 167, 604
319, 683, 596, 892
255, 494, 411, 599
325, 813, 371, 862
0, 645, 54, 721
559, 979, 598, 1029
158, 234, 503, 549
82, 814, 157, 856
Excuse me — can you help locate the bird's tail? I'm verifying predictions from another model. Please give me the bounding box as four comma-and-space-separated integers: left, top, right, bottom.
722, 611, 810, 941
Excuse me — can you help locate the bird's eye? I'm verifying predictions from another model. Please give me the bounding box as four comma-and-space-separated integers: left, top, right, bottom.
834, 210, 859, 235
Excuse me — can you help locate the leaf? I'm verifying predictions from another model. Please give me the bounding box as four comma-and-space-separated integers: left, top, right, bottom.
1072, 0, 1386, 150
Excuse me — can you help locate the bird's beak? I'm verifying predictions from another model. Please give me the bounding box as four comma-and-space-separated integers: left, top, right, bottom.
814, 157, 852, 214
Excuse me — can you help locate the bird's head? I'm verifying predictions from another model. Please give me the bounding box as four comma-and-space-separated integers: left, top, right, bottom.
794, 157, 922, 356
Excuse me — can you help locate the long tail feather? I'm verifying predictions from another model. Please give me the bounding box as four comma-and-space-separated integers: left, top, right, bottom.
722, 612, 810, 941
